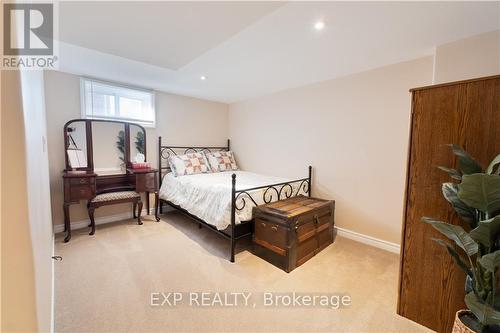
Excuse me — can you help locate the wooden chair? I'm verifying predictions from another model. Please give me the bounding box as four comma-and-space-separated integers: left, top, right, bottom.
87, 191, 143, 235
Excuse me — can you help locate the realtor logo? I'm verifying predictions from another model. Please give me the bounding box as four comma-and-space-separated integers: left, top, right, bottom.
2, 3, 57, 69
3, 3, 53, 56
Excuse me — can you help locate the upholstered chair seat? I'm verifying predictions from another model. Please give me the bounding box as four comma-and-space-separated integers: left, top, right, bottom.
91, 191, 140, 203
87, 190, 143, 236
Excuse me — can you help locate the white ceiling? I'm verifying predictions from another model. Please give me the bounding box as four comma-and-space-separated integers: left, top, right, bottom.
56, 1, 500, 103
59, 1, 284, 70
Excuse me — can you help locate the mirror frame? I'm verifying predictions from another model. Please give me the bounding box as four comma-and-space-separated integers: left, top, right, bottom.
63, 119, 147, 172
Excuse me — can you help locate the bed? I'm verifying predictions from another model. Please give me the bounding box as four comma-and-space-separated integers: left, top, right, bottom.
158, 137, 312, 262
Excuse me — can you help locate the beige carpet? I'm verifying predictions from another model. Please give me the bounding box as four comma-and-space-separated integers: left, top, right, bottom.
54, 211, 432, 333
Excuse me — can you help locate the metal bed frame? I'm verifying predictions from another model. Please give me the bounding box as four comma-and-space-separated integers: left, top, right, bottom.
158, 136, 312, 262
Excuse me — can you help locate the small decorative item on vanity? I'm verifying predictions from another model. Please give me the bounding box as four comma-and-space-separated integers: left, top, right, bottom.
132, 151, 150, 169
421, 145, 500, 333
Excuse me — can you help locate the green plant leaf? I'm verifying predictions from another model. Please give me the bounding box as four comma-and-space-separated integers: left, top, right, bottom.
487, 154, 500, 175
438, 166, 462, 180
449, 144, 483, 175
465, 292, 500, 326
432, 238, 473, 277
458, 174, 500, 215
422, 217, 478, 256
442, 183, 476, 226
470, 216, 500, 248
478, 250, 500, 273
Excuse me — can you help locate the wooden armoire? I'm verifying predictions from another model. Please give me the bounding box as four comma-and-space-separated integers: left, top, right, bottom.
398, 75, 500, 333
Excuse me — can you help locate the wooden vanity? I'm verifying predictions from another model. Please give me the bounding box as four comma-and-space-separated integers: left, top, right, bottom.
62, 119, 159, 242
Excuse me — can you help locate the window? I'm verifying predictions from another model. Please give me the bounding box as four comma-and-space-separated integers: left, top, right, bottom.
80, 78, 155, 127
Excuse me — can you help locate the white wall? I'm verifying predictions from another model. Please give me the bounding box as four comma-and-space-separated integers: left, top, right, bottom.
1, 70, 54, 332
44, 70, 229, 227
434, 29, 500, 83
1, 70, 40, 332
229, 57, 434, 244
19, 70, 54, 332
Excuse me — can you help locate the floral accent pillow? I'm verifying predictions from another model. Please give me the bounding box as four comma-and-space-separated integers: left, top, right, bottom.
168, 152, 211, 177
206, 151, 239, 172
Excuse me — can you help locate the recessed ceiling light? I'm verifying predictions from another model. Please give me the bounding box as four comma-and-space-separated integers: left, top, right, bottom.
314, 21, 325, 31
200, 76, 207, 80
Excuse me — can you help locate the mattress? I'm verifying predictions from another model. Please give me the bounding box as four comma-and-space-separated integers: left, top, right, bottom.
159, 171, 304, 230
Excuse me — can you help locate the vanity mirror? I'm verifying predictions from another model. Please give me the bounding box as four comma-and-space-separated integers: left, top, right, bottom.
92, 121, 125, 175
65, 120, 88, 169
63, 119, 147, 172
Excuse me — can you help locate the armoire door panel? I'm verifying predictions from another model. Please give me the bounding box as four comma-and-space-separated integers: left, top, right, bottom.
463, 79, 500, 156
398, 76, 500, 333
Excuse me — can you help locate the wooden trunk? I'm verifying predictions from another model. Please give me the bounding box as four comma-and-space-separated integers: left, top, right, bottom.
398, 75, 500, 333
252, 195, 335, 273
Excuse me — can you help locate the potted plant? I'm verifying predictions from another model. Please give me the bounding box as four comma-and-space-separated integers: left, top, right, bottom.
422, 145, 500, 333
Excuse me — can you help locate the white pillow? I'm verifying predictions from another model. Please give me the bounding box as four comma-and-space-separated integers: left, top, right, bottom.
206, 151, 238, 172
168, 152, 211, 177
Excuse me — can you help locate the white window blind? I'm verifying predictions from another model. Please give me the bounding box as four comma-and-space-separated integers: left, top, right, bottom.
80, 78, 155, 127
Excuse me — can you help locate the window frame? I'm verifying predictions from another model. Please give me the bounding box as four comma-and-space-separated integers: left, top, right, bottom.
80, 77, 156, 128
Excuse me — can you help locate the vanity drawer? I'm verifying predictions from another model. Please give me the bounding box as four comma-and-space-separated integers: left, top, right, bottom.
69, 177, 95, 185
64, 176, 96, 203
69, 184, 95, 201
135, 172, 157, 192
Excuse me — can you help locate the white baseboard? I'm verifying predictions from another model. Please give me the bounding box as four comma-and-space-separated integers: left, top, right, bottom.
54, 211, 400, 254
335, 226, 400, 254
53, 208, 156, 234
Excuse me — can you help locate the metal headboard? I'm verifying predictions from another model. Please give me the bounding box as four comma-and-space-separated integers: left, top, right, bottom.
158, 136, 230, 186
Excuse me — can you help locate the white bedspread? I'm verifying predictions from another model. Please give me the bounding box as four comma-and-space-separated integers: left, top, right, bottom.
159, 171, 303, 230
